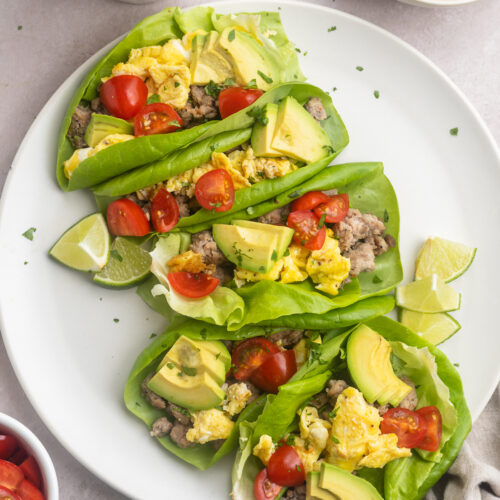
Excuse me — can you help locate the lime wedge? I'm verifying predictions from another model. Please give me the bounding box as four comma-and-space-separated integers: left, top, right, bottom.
93, 237, 152, 287
415, 237, 476, 283
399, 309, 461, 345
395, 275, 461, 313
49, 213, 110, 272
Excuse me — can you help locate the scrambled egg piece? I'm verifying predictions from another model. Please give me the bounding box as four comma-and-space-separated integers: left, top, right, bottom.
280, 244, 310, 284
222, 383, 252, 416
63, 133, 134, 178
253, 435, 276, 466
293, 334, 322, 369
110, 39, 191, 109
325, 387, 411, 471
306, 235, 350, 296
167, 250, 205, 273
186, 409, 234, 444
234, 259, 284, 287
166, 147, 296, 197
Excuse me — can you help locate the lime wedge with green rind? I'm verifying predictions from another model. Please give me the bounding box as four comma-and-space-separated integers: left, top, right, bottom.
49, 213, 110, 272
415, 237, 476, 283
399, 309, 461, 345
93, 237, 152, 288
396, 274, 461, 313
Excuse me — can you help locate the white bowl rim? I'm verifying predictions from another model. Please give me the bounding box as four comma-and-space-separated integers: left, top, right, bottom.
0, 413, 59, 500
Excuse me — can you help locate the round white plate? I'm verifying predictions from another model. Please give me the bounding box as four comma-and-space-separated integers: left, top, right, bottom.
1, 1, 499, 498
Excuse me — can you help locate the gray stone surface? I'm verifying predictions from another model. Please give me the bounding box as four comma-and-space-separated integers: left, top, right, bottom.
0, 0, 498, 498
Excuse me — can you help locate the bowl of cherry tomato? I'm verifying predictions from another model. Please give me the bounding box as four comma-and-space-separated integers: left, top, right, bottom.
0, 413, 58, 500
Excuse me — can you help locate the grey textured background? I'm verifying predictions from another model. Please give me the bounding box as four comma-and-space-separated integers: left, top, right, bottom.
1, 0, 499, 498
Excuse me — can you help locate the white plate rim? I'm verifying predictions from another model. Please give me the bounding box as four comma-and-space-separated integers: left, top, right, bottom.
1, 1, 499, 497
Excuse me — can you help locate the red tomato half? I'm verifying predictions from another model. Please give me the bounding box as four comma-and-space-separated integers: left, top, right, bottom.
7, 450, 26, 467
250, 350, 297, 393
0, 486, 21, 500
314, 193, 349, 223
416, 406, 442, 452
291, 191, 329, 212
16, 480, 44, 500
218, 87, 263, 119
0, 437, 17, 461
167, 272, 219, 298
19, 458, 41, 490
231, 338, 280, 381
253, 468, 283, 500
381, 407, 427, 448
195, 169, 235, 212
134, 103, 183, 136
267, 445, 305, 487
0, 460, 23, 491
151, 188, 179, 233
106, 199, 150, 237
287, 210, 326, 251
100, 75, 148, 120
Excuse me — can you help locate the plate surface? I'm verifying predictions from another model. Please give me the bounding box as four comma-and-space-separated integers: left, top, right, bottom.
0, 1, 499, 498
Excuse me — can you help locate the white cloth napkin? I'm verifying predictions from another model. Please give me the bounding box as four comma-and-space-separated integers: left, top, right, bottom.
427, 386, 500, 499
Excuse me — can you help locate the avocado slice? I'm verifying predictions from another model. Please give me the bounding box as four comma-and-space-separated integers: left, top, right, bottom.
251, 103, 282, 157
271, 96, 332, 163
346, 325, 412, 407
84, 114, 133, 147
147, 366, 225, 411
217, 28, 279, 90
191, 31, 234, 85
232, 219, 293, 262
158, 335, 226, 385
193, 339, 231, 373
319, 463, 383, 500
212, 223, 279, 273
306, 472, 339, 500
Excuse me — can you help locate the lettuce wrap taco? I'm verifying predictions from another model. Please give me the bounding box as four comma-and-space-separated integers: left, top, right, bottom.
232, 317, 471, 500
135, 161, 402, 330
57, 6, 347, 191
123, 299, 394, 470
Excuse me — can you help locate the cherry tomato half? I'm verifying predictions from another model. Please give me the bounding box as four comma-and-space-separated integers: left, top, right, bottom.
314, 193, 349, 224
416, 406, 442, 452
19, 458, 41, 490
267, 445, 305, 487
7, 449, 26, 467
231, 338, 280, 381
0, 486, 21, 500
0, 437, 17, 461
167, 272, 219, 298
195, 169, 235, 212
151, 188, 179, 233
287, 210, 326, 251
106, 198, 150, 237
381, 407, 427, 448
100, 75, 148, 120
250, 350, 297, 393
291, 191, 329, 212
17, 480, 44, 500
253, 468, 283, 500
134, 103, 183, 136
0, 460, 23, 492
218, 87, 263, 119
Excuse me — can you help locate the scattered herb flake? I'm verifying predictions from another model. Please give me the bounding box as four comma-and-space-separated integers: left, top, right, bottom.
257, 70, 273, 84
328, 26, 337, 32
450, 127, 459, 136
330, 435, 340, 444
146, 94, 161, 104
149, 333, 157, 339
296, 465, 302, 472
228, 29, 236, 42
24, 261, 28, 265
372, 275, 383, 284
333, 87, 337, 92
246, 78, 258, 89
113, 318, 119, 323
200, 328, 208, 339
110, 249, 123, 262
246, 105, 268, 126
288, 190, 302, 199
303, 51, 308, 56
374, 90, 380, 99
295, 47, 301, 53
318, 212, 327, 229
224, 77, 236, 87
328, 408, 338, 419
22, 227, 36, 241
284, 248, 290, 257
181, 365, 197, 376
168, 119, 181, 128
167, 362, 175, 369
17, 25, 22, 31
322, 144, 335, 155
356, 66, 364, 72
209, 201, 222, 209
271, 250, 278, 261
205, 80, 224, 98
383, 209, 389, 222
286, 434, 296, 446
453, 363, 460, 367
215, 352, 221, 360
174, 81, 180, 88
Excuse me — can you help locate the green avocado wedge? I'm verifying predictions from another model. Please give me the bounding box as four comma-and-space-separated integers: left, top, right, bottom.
57, 6, 307, 191
231, 317, 471, 500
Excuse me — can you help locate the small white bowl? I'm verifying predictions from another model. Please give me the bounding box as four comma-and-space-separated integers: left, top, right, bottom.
0, 413, 58, 499
398, 0, 478, 6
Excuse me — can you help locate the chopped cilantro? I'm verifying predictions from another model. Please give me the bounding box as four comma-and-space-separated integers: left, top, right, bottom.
328, 26, 337, 32
149, 333, 157, 339
209, 142, 219, 152
453, 362, 460, 367
246, 79, 258, 89
113, 318, 119, 323
209, 201, 222, 209
318, 212, 327, 229
228, 29, 236, 42
24, 261, 28, 265
17, 25, 22, 30
168, 120, 181, 128
383, 209, 389, 222
205, 80, 224, 98
372, 275, 382, 284
167, 362, 175, 369
296, 465, 302, 472
181, 365, 197, 376
215, 352, 221, 360
174, 81, 180, 88
295, 47, 301, 53
374, 90, 380, 99
330, 435, 340, 444
328, 408, 338, 419
283, 248, 290, 257
224, 77, 236, 87
333, 87, 338, 92
146, 94, 161, 104
356, 66, 364, 72
450, 127, 459, 136
110, 249, 123, 262
257, 70, 273, 84
286, 434, 296, 446
22, 227, 36, 241
288, 190, 302, 199
322, 145, 335, 155
271, 249, 278, 261
246, 106, 268, 126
